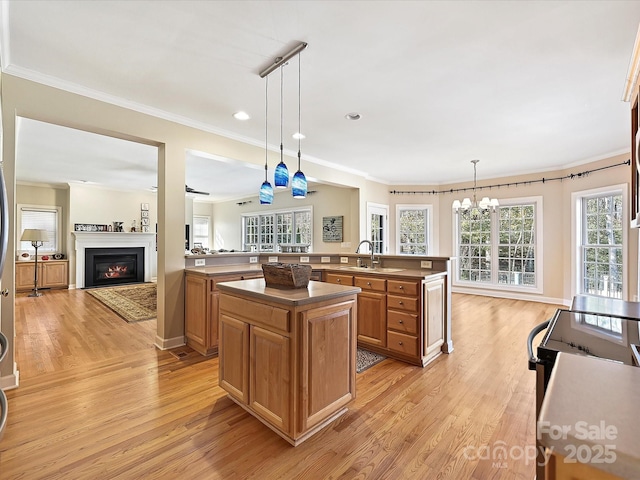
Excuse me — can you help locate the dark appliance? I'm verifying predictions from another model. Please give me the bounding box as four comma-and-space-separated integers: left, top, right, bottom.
527, 297, 640, 480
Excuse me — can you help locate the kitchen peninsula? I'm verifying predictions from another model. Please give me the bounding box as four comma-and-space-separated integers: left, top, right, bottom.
184, 252, 453, 366
217, 278, 360, 445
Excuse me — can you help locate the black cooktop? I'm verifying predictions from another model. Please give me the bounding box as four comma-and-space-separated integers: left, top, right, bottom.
538, 308, 640, 366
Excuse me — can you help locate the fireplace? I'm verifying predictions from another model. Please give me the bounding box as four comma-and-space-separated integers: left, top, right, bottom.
85, 247, 144, 288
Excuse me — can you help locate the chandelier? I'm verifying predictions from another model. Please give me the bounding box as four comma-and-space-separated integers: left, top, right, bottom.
452, 160, 499, 213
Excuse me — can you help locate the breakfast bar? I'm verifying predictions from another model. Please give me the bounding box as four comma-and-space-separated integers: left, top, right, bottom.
217, 278, 361, 445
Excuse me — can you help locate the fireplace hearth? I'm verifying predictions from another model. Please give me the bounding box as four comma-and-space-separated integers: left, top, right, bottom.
85, 247, 144, 288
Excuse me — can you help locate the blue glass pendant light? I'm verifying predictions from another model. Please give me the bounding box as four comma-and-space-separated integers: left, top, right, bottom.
274, 65, 289, 189
259, 76, 273, 205
292, 51, 307, 199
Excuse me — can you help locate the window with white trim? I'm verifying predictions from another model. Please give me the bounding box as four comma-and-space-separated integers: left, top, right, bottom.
455, 197, 541, 291
193, 215, 210, 249
17, 204, 62, 254
579, 191, 623, 299
242, 207, 312, 252
396, 205, 431, 255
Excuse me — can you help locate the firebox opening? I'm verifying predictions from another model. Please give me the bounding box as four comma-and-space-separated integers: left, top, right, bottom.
85, 247, 144, 288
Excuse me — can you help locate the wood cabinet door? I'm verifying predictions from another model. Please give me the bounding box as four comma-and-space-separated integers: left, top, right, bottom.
15, 263, 37, 291
41, 262, 68, 288
219, 313, 249, 404
185, 275, 208, 352
299, 299, 356, 432
250, 325, 291, 434
423, 277, 445, 356
357, 291, 387, 347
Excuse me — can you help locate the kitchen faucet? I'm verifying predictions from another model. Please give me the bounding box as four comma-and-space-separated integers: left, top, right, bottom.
355, 240, 377, 268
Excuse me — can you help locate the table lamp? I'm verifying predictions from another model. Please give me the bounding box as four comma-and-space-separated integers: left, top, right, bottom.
20, 228, 49, 297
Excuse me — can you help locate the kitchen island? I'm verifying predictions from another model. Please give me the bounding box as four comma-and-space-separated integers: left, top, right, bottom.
217, 278, 361, 446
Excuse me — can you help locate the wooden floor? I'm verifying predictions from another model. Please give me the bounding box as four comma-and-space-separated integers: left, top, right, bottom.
1, 289, 562, 479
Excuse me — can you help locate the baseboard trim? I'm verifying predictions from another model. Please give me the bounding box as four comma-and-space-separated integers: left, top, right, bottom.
0, 366, 20, 390
154, 335, 186, 350
451, 287, 569, 307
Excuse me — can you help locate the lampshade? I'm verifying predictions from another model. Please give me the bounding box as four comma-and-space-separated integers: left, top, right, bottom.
292, 170, 307, 199
20, 229, 48, 242
259, 180, 274, 204
274, 161, 289, 188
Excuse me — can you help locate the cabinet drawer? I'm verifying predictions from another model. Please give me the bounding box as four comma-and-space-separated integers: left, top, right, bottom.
387, 310, 418, 335
387, 280, 419, 296
220, 294, 290, 333
324, 273, 354, 286
354, 276, 386, 292
387, 331, 419, 357
387, 294, 419, 312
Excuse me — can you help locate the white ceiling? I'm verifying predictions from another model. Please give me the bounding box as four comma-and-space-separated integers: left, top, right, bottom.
4, 1, 640, 201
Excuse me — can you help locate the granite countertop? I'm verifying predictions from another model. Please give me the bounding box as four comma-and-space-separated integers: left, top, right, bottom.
185, 263, 445, 279
216, 278, 361, 306
538, 352, 640, 478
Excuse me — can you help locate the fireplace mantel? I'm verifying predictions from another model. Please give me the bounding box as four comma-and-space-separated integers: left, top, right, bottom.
72, 232, 155, 288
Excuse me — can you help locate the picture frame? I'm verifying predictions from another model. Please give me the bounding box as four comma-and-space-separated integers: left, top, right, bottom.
74, 223, 109, 232
322, 216, 343, 242
141, 203, 149, 211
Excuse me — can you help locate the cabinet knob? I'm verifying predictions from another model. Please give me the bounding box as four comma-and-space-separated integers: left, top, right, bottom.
398, 301, 404, 305
337, 279, 341, 283
367, 282, 371, 286
399, 285, 404, 290
398, 341, 403, 346
398, 320, 403, 324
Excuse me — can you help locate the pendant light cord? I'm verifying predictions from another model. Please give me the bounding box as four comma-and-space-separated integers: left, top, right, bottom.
264, 75, 268, 181
280, 64, 284, 166
297, 51, 302, 169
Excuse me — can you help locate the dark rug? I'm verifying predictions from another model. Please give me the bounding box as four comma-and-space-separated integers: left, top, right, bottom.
87, 283, 156, 322
357, 348, 386, 373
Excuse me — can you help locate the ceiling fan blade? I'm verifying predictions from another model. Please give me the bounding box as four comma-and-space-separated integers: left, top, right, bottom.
185, 185, 210, 195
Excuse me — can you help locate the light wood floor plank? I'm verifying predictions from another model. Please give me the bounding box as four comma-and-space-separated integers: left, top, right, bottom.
0, 289, 561, 479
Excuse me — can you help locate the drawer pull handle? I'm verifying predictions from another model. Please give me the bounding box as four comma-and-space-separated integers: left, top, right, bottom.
367, 282, 371, 286
337, 279, 341, 283
398, 341, 403, 346
399, 285, 404, 290
398, 301, 404, 305
398, 320, 404, 324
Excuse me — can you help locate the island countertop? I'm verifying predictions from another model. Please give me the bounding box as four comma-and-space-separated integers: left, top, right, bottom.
216, 278, 361, 306
185, 263, 446, 280
538, 352, 640, 479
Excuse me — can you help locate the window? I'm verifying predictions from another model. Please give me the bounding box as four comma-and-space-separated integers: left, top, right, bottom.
242, 207, 312, 252
497, 205, 536, 286
18, 205, 61, 254
366, 203, 388, 254
193, 215, 210, 249
397, 205, 431, 255
455, 197, 541, 291
579, 191, 624, 299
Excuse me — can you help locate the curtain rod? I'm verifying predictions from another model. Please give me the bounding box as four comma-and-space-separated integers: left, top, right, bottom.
389, 159, 631, 196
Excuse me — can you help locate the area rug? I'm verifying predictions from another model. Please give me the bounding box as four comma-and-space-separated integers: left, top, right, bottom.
356, 348, 386, 373
87, 283, 156, 322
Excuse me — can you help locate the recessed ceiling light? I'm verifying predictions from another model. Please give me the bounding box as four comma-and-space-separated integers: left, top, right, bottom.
292, 132, 305, 140
345, 112, 361, 121
233, 111, 250, 120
